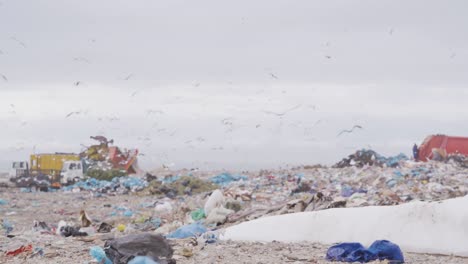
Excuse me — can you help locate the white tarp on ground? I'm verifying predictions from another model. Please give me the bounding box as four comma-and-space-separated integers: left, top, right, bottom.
221, 196, 468, 257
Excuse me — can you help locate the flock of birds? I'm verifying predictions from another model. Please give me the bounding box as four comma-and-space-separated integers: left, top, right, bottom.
1, 30, 371, 158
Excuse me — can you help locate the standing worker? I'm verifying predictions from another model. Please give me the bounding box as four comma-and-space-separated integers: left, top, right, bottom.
413, 144, 419, 161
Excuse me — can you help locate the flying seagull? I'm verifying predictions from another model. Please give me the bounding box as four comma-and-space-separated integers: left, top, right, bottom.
73, 57, 90, 64
131, 90, 139, 97
65, 111, 81, 118
337, 125, 363, 137
263, 104, 302, 117
1, 74, 7, 82
269, 73, 279, 79
124, 74, 133, 80
10, 37, 26, 48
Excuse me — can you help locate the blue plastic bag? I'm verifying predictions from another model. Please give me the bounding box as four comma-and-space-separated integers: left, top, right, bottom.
89, 246, 112, 264
326, 243, 366, 262
326, 240, 404, 263
368, 240, 404, 263
166, 222, 207, 239
128, 256, 159, 264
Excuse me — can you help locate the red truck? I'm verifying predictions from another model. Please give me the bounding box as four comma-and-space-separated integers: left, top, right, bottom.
417, 135, 468, 161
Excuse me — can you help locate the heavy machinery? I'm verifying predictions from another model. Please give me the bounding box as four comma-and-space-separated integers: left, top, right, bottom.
10, 153, 83, 189
80, 136, 139, 174
417, 135, 468, 161
9, 136, 140, 189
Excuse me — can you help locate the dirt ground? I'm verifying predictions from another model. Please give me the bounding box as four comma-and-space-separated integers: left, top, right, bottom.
1, 189, 467, 264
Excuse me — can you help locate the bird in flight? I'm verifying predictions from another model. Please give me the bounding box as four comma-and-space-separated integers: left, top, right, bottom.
269, 73, 279, 79
73, 57, 91, 64
325, 55, 332, 59
11, 37, 26, 48
74, 81, 81, 86
263, 104, 302, 117
337, 125, 363, 137
1, 74, 7, 82
124, 74, 133, 80
65, 111, 81, 118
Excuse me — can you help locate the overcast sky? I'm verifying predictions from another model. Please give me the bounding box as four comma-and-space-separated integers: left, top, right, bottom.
1, 0, 468, 171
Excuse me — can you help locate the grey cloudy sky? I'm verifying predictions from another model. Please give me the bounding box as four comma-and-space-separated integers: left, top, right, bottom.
1, 0, 468, 171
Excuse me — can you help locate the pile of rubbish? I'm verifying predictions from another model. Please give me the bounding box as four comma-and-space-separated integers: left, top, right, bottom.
2, 149, 468, 263
62, 176, 148, 193
148, 176, 218, 198
447, 154, 468, 168
334, 149, 408, 168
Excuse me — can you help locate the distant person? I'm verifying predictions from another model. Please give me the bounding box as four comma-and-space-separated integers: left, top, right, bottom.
413, 144, 419, 161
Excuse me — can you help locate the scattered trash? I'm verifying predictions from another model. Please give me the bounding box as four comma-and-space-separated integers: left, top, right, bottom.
210, 172, 247, 186
80, 210, 92, 227
191, 208, 206, 221
98, 222, 113, 233
58, 220, 88, 237
6, 244, 33, 257
225, 201, 242, 212
31, 246, 44, 257
2, 219, 14, 234
105, 233, 174, 264
204, 189, 224, 216
205, 207, 234, 225
0, 199, 8, 205
181, 247, 193, 257
117, 224, 126, 232
202, 232, 218, 244
33, 220, 50, 232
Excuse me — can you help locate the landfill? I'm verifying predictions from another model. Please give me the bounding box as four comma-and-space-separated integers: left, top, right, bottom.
1, 150, 468, 263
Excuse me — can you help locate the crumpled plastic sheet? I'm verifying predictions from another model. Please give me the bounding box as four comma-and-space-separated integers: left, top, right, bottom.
90, 246, 112, 264
6, 244, 33, 257
326, 240, 404, 263
166, 222, 207, 239
210, 172, 248, 186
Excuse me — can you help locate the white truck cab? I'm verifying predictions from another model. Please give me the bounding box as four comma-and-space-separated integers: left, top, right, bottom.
60, 160, 84, 184
9, 161, 29, 179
